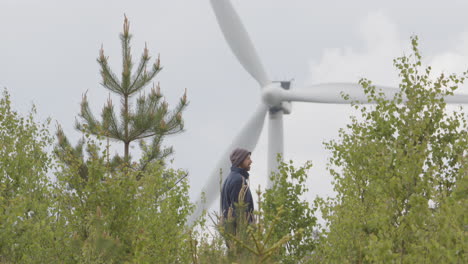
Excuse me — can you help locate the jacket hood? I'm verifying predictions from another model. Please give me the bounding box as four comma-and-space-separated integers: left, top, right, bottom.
231, 166, 249, 179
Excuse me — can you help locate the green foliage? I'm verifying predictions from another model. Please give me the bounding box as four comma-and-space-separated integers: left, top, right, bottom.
191, 177, 316, 264
314, 36, 468, 263
222, 187, 293, 263
46, 17, 194, 262
0, 90, 57, 263
0, 90, 194, 262
42, 134, 191, 263
51, 132, 193, 263
57, 15, 188, 173
263, 159, 318, 263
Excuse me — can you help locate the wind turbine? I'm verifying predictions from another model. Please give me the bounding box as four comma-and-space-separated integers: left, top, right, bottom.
189, 0, 468, 224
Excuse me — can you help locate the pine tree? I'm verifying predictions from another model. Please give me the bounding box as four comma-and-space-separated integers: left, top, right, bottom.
56, 15, 187, 176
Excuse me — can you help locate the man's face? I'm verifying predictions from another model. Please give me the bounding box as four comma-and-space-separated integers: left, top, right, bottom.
240, 154, 252, 171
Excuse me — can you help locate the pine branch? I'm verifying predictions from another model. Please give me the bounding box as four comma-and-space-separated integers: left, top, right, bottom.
129, 61, 162, 95
127, 85, 169, 141
128, 47, 162, 95
138, 135, 174, 170
120, 15, 133, 95
127, 91, 162, 140
76, 93, 101, 134
98, 47, 123, 95
101, 97, 123, 141
155, 88, 188, 136
54, 125, 88, 181
129, 44, 150, 91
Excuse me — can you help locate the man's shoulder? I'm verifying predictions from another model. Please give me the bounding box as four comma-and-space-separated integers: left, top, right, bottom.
227, 171, 245, 184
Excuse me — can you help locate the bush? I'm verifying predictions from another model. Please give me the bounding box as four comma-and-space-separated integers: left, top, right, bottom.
52, 134, 193, 263
314, 37, 468, 263
0, 90, 57, 263
0, 89, 194, 263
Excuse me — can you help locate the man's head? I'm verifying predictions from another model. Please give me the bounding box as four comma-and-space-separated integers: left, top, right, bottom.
230, 148, 252, 171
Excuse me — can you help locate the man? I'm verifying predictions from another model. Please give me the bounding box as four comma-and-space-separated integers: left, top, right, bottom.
220, 148, 254, 224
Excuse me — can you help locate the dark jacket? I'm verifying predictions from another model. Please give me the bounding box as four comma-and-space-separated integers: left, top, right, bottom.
221, 166, 254, 221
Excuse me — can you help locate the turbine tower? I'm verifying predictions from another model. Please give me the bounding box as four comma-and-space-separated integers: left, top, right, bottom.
189, 0, 468, 224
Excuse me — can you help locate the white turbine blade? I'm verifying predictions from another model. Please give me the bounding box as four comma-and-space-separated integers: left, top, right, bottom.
210, 0, 270, 87
280, 83, 400, 104
279, 83, 468, 104
267, 110, 284, 189
444, 93, 468, 104
188, 103, 269, 225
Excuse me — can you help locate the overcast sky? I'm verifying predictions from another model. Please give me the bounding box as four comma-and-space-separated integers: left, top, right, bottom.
2, 0, 468, 211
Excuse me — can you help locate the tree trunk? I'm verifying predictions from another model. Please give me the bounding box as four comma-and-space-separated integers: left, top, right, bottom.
124, 94, 129, 161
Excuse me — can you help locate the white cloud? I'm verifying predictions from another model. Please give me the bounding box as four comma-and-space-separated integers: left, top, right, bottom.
308, 11, 468, 93
308, 12, 403, 87
292, 11, 468, 203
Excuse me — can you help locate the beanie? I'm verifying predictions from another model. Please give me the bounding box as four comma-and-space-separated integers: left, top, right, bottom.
230, 148, 251, 167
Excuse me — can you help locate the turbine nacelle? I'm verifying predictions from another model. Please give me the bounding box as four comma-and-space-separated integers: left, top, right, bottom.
262, 80, 293, 114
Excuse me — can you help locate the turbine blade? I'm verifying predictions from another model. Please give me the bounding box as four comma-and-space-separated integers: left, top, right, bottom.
267, 110, 284, 189
281, 83, 400, 104
188, 103, 269, 225
210, 0, 270, 87
444, 93, 468, 104
281, 83, 468, 104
